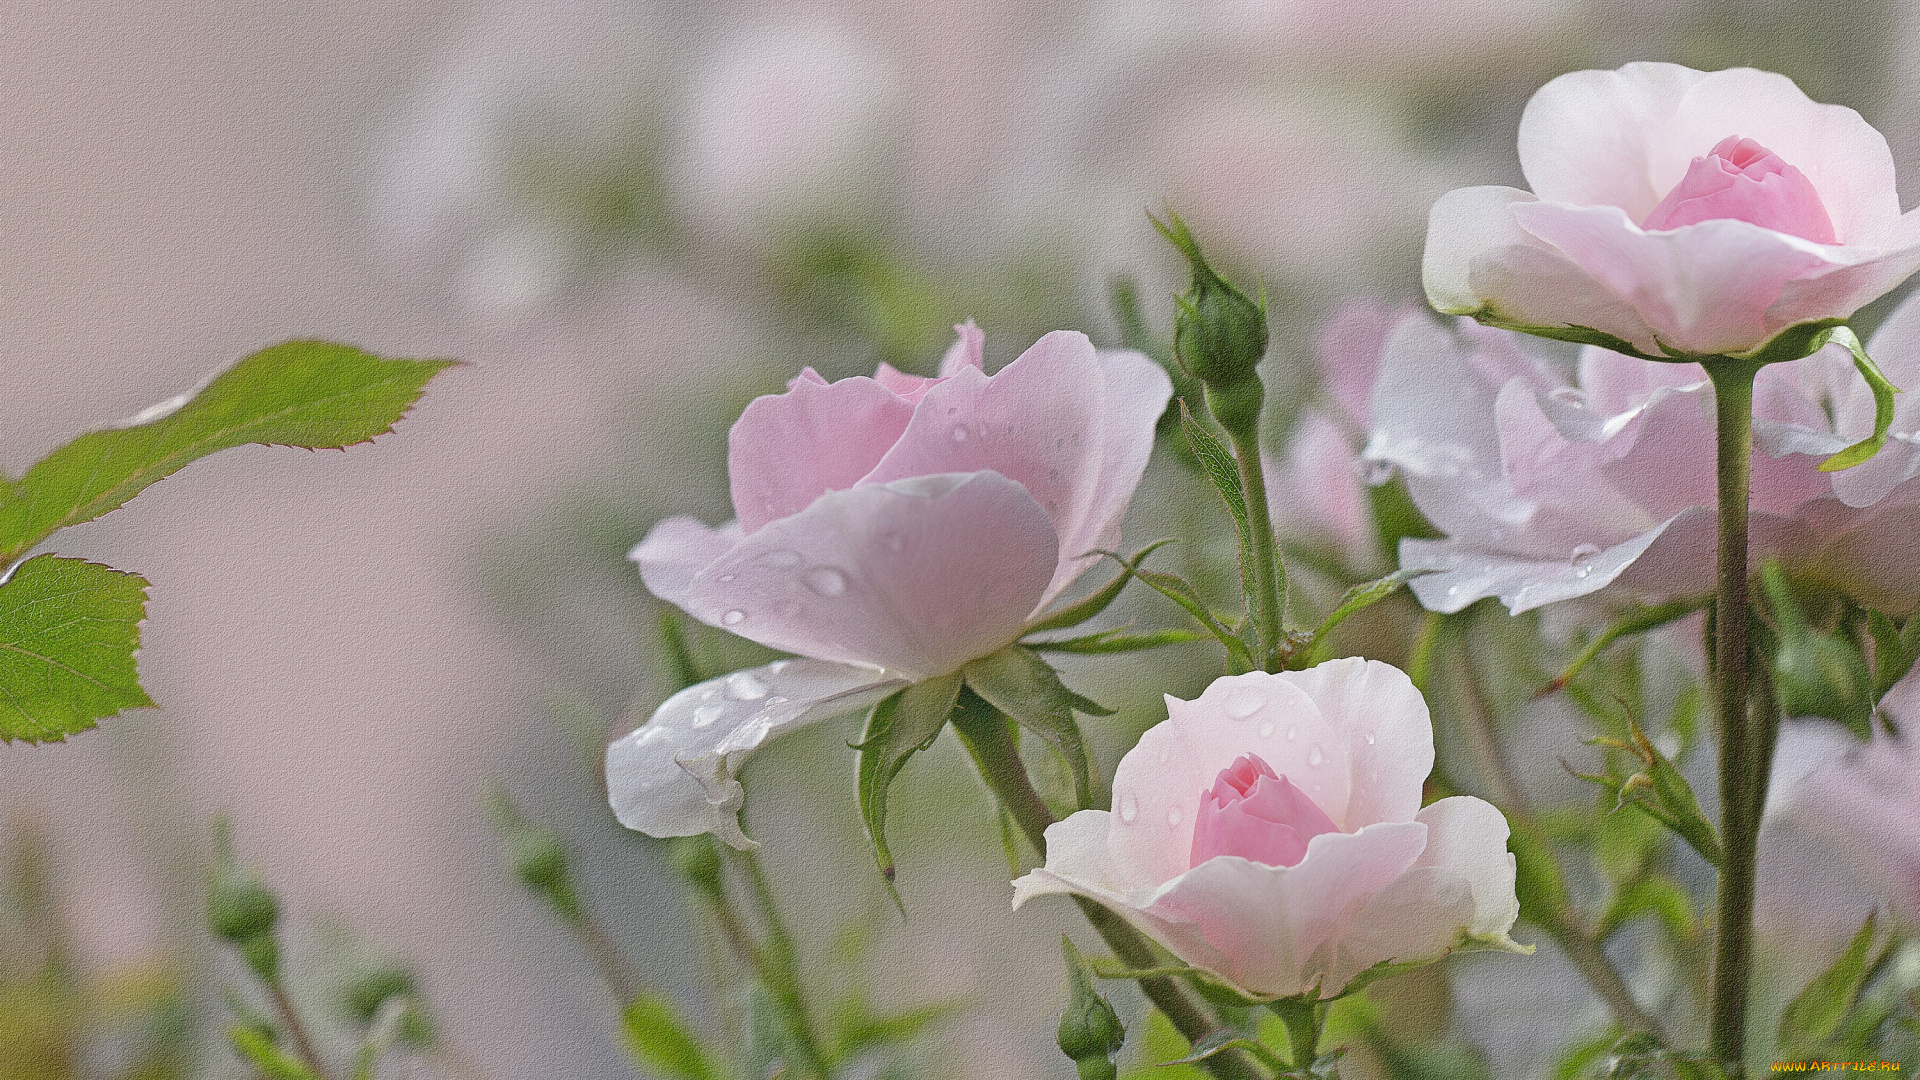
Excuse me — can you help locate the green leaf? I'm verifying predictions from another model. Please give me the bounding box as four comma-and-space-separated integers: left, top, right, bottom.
1813, 326, 1900, 472
1867, 609, 1920, 704
621, 994, 720, 1080
1027, 627, 1211, 655
1573, 713, 1723, 868
1464, 310, 1669, 363
854, 674, 963, 886
1764, 563, 1874, 736
1294, 569, 1423, 668
963, 647, 1095, 809
1179, 401, 1259, 635
1164, 1031, 1285, 1070
1026, 540, 1176, 634
0, 341, 455, 564
1595, 874, 1698, 942
1538, 597, 1708, 697
0, 555, 151, 743
1778, 911, 1881, 1061
1095, 552, 1257, 673
228, 1025, 323, 1080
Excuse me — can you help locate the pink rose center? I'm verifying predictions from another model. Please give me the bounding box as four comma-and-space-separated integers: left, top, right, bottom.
1189, 753, 1342, 869
1641, 135, 1837, 244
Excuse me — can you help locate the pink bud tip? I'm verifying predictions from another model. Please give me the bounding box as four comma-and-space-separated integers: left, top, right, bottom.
1642, 135, 1837, 244
1189, 752, 1342, 869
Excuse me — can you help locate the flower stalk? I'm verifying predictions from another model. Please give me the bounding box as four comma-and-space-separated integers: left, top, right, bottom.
1706, 359, 1762, 1072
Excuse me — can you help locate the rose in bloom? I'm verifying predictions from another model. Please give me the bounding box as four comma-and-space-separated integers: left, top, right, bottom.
1012, 659, 1523, 999
1426, 62, 1920, 358
607, 324, 1171, 847
1361, 296, 1920, 614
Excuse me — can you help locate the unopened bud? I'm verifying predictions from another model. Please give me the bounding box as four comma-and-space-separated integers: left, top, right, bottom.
1155, 211, 1268, 430
1057, 938, 1124, 1080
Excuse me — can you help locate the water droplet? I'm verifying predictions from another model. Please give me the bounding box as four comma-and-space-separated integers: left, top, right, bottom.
1307, 745, 1326, 766
947, 406, 959, 416
1224, 688, 1263, 719
1364, 734, 1376, 745
1120, 796, 1138, 823
768, 660, 791, 675
802, 566, 848, 596
877, 529, 905, 552
1258, 720, 1275, 738
1549, 386, 1586, 404
951, 427, 969, 442
725, 672, 770, 701
702, 687, 719, 701
722, 610, 745, 626
757, 549, 803, 568
1570, 542, 1601, 580
1166, 807, 1183, 827
692, 704, 724, 728
765, 696, 788, 706
718, 573, 736, 583
1361, 459, 1395, 485
1285, 724, 1298, 741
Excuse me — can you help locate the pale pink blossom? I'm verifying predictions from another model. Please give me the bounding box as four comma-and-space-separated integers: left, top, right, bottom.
607, 324, 1170, 847
1361, 294, 1920, 614
1426, 62, 1920, 358
1012, 659, 1523, 999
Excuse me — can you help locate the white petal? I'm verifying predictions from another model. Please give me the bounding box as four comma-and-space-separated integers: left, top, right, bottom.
606, 659, 905, 848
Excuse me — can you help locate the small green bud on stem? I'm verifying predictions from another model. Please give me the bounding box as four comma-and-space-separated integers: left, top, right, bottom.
207, 817, 282, 981
1057, 938, 1124, 1080
1153, 210, 1268, 430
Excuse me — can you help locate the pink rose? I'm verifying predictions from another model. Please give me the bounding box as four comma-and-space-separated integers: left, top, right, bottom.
1426, 62, 1920, 358
607, 323, 1171, 847
1012, 659, 1523, 999
1362, 297, 1920, 614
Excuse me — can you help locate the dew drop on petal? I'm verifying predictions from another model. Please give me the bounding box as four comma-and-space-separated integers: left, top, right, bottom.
768, 660, 790, 675
1224, 688, 1263, 719
1166, 807, 1183, 827
765, 696, 788, 706
1361, 459, 1395, 485
718, 573, 736, 583
952, 427, 968, 443
722, 610, 746, 626
1120, 796, 1138, 823
1258, 720, 1275, 738
1570, 543, 1601, 581
725, 672, 770, 701
1307, 744, 1325, 767
692, 704, 724, 728
1364, 733, 1376, 745
1285, 724, 1298, 741
802, 567, 848, 597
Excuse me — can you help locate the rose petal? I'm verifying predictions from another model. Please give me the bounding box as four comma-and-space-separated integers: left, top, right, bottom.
1276, 658, 1433, 831
1144, 821, 1430, 998
606, 658, 906, 849
681, 471, 1057, 678
727, 374, 915, 533
1107, 674, 1339, 890
1518, 62, 1711, 222
1509, 201, 1832, 356
862, 332, 1171, 610
1333, 796, 1523, 987
631, 516, 744, 610
1400, 518, 1677, 615
1423, 186, 1662, 354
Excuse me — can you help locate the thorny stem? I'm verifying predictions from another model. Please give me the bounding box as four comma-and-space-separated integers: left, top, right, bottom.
950, 704, 1270, 1080
1451, 622, 1667, 1041
1706, 362, 1761, 1074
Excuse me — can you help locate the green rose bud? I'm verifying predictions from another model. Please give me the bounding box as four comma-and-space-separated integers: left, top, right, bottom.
1056, 939, 1124, 1080
1154, 211, 1268, 431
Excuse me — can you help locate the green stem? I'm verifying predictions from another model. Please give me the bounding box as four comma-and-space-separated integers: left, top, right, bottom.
1208, 384, 1286, 668
266, 978, 338, 1080
1706, 361, 1760, 1074
735, 850, 831, 1079
950, 706, 1270, 1080
1270, 997, 1320, 1068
